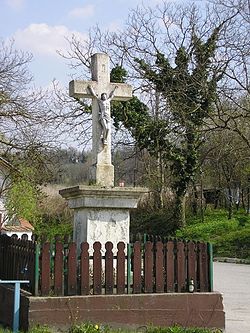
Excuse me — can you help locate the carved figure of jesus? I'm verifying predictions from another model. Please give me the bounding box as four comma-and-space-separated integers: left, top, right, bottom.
88, 85, 118, 145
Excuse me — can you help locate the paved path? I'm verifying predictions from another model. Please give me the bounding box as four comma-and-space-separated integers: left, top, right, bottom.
214, 262, 250, 333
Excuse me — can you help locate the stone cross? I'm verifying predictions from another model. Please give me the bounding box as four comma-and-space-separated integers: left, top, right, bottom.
69, 53, 132, 187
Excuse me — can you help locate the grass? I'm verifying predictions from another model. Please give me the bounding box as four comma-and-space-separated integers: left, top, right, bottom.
0, 323, 223, 333
176, 208, 250, 259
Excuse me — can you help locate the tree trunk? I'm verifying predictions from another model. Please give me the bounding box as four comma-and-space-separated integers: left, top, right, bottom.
174, 194, 186, 229
157, 152, 164, 209
247, 187, 250, 214
192, 183, 198, 215
241, 188, 245, 210
228, 186, 233, 220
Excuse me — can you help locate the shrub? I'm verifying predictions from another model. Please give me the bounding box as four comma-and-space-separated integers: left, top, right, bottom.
146, 325, 222, 333
34, 215, 73, 241
29, 325, 54, 333
69, 322, 109, 333
33, 186, 73, 240
176, 219, 238, 242
213, 227, 250, 259
5, 166, 42, 224
130, 209, 177, 237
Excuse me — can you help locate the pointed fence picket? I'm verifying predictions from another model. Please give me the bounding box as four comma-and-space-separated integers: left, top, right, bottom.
0, 234, 213, 297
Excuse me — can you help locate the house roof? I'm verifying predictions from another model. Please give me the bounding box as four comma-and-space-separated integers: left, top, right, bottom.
1, 217, 34, 232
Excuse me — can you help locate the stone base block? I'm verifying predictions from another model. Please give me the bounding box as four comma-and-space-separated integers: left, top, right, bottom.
60, 185, 147, 253
90, 164, 114, 187
73, 208, 129, 254
0, 290, 225, 332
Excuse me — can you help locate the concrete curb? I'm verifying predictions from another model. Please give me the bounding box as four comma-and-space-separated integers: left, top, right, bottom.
214, 257, 250, 264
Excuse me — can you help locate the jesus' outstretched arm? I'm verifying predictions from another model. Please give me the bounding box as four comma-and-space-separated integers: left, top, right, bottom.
88, 85, 98, 98
108, 85, 118, 100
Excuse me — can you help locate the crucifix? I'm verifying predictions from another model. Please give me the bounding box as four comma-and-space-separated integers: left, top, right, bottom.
69, 53, 132, 187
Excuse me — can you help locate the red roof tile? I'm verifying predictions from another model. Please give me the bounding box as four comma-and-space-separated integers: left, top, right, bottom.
1, 225, 33, 232
1, 217, 34, 232
19, 218, 34, 230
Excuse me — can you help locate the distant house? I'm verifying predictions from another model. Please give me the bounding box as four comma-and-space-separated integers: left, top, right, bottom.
0, 156, 34, 239
0, 217, 34, 240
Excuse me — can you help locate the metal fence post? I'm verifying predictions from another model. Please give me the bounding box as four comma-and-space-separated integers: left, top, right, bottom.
0, 280, 29, 333
13, 282, 21, 332
34, 243, 40, 296
208, 243, 213, 291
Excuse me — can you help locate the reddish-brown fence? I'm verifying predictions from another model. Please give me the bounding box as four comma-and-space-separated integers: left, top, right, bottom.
38, 239, 212, 296
0, 235, 212, 296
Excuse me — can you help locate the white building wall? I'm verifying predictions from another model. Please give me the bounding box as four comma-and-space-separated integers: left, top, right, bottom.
0, 230, 33, 240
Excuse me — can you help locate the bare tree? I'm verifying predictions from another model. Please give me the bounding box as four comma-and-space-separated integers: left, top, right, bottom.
203, 0, 250, 144
202, 127, 250, 217
0, 39, 55, 155
57, 1, 250, 226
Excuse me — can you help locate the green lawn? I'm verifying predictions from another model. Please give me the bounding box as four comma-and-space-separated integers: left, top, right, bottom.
176, 208, 250, 259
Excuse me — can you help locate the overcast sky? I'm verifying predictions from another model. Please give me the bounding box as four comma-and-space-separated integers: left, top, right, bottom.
0, 0, 165, 88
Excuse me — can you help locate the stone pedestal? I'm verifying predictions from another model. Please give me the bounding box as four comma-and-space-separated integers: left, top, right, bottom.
59, 186, 147, 253
90, 163, 114, 188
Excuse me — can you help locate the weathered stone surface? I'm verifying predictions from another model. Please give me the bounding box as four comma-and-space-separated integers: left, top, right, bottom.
26, 293, 225, 330
60, 186, 147, 253
94, 164, 114, 188
69, 53, 132, 187
60, 185, 146, 208
73, 209, 129, 253
69, 81, 132, 102
64, 53, 145, 253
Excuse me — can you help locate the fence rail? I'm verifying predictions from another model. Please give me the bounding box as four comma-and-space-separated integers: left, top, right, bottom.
0, 235, 212, 296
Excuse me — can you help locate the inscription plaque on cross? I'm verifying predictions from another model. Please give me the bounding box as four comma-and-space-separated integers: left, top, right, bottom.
69, 53, 132, 187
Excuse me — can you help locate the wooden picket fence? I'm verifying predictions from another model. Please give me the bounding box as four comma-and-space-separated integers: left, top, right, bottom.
0, 234, 213, 296
0, 234, 36, 294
